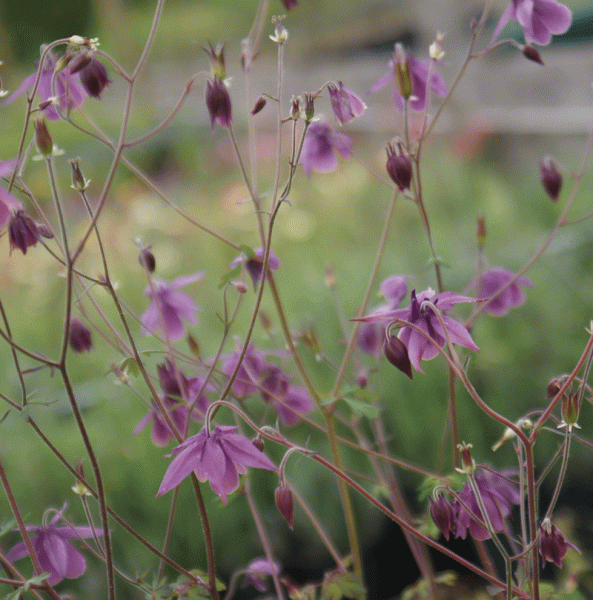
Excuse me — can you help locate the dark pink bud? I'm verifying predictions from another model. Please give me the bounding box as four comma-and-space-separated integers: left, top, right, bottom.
275, 485, 294, 529
68, 51, 93, 74
69, 318, 93, 353
252, 436, 265, 452
546, 375, 566, 398
429, 494, 455, 541
34, 118, 53, 156
540, 155, 562, 201
386, 142, 412, 191
8, 210, 40, 254
205, 77, 232, 130
522, 45, 544, 65
539, 518, 580, 568
76, 56, 111, 99
139, 247, 156, 273
251, 96, 266, 115
281, 0, 298, 9
384, 333, 413, 379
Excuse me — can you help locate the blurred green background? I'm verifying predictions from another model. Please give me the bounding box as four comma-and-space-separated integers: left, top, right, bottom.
1, 0, 593, 598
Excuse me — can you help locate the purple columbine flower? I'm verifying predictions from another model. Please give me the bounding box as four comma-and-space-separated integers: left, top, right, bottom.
455, 469, 521, 541
73, 55, 111, 99
368, 46, 448, 112
8, 209, 40, 254
355, 288, 478, 373
205, 77, 232, 130
301, 119, 352, 176
492, 0, 572, 46
539, 518, 580, 568
134, 395, 189, 447
156, 425, 276, 503
243, 558, 282, 592
2, 52, 87, 120
6, 503, 104, 586
328, 81, 367, 125
430, 493, 456, 541
221, 345, 268, 399
230, 247, 280, 289
468, 267, 533, 316
141, 272, 204, 341
0, 188, 23, 230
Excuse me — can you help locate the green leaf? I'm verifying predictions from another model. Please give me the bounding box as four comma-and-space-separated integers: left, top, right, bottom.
341, 395, 380, 419
218, 265, 242, 289
0, 518, 16, 537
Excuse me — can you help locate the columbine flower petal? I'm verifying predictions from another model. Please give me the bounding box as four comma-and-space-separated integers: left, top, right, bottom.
468, 267, 533, 316
301, 120, 352, 175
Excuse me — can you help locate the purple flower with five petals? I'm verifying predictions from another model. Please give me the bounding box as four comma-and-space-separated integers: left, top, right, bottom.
2, 53, 86, 120
156, 425, 276, 503
492, 0, 572, 46
141, 272, 204, 341
301, 119, 352, 176
6, 504, 104, 586
455, 469, 521, 540
368, 47, 448, 112
468, 267, 533, 316
355, 288, 478, 373
328, 81, 367, 125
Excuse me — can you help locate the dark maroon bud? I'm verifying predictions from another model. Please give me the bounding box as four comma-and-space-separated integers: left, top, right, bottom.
546, 376, 565, 398
275, 485, 294, 529
34, 117, 53, 156
8, 210, 40, 254
69, 318, 93, 353
68, 51, 93, 74
539, 518, 580, 568
540, 155, 562, 202
187, 333, 200, 356
384, 333, 413, 380
37, 98, 54, 112
252, 436, 265, 452
386, 142, 413, 191
251, 96, 266, 115
429, 494, 455, 541
76, 56, 111, 99
281, 0, 298, 9
139, 247, 156, 273
205, 77, 232, 130
522, 45, 544, 65
355, 370, 369, 389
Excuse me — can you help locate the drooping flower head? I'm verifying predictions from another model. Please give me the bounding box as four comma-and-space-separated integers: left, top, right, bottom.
157, 425, 276, 503
205, 77, 232, 130
8, 209, 39, 254
327, 81, 367, 125
539, 517, 580, 568
230, 247, 280, 289
454, 469, 521, 540
0, 187, 24, 230
70, 52, 111, 99
141, 272, 204, 341
6, 503, 104, 586
368, 44, 448, 112
2, 52, 87, 120
355, 288, 478, 373
468, 267, 533, 316
492, 0, 572, 46
301, 119, 352, 176
134, 395, 189, 447
430, 493, 456, 541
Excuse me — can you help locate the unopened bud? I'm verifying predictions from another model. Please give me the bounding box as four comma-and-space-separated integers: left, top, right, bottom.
259, 310, 273, 332
300, 325, 321, 356
476, 215, 487, 247
251, 96, 267, 115
540, 155, 562, 202
8, 210, 40, 254
303, 93, 314, 122
232, 280, 248, 293
394, 44, 413, 100
290, 97, 300, 120
34, 118, 53, 156
522, 45, 544, 65
68, 51, 93, 74
187, 334, 200, 356
205, 77, 232, 130
138, 246, 156, 273
355, 370, 369, 389
275, 485, 294, 529
324, 263, 336, 288
69, 318, 93, 353
252, 436, 265, 452
384, 333, 413, 379
386, 141, 413, 191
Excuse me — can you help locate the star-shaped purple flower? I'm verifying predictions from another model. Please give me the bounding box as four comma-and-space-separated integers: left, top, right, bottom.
2, 53, 87, 120
454, 469, 521, 540
6, 504, 104, 586
141, 272, 204, 341
301, 119, 352, 176
492, 0, 572, 46
468, 267, 533, 316
157, 425, 276, 503
355, 288, 478, 373
368, 46, 448, 112
328, 81, 367, 125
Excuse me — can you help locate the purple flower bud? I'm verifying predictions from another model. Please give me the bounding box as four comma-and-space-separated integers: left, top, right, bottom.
522, 45, 544, 65
34, 117, 53, 156
546, 375, 565, 398
540, 518, 580, 568
476, 215, 487, 246
280, 0, 298, 9
357, 322, 382, 357
139, 247, 156, 273
68, 51, 93, 74
251, 96, 266, 115
75, 56, 110, 99
429, 494, 455, 541
540, 155, 562, 201
8, 210, 40, 254
384, 332, 413, 380
275, 485, 294, 529
386, 142, 413, 191
69, 318, 93, 353
252, 436, 265, 452
205, 77, 232, 130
